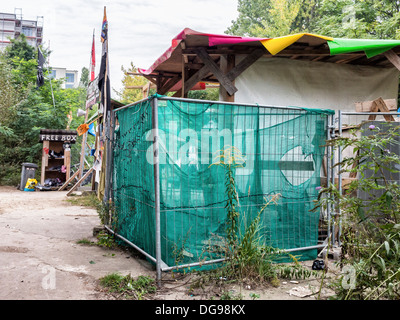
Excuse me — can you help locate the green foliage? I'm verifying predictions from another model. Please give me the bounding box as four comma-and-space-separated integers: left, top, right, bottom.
227, 0, 400, 39
0, 36, 88, 185
187, 88, 219, 101
0, 55, 22, 140
96, 231, 117, 248
210, 147, 314, 287
312, 0, 391, 39
248, 0, 302, 37
226, 0, 274, 36
66, 192, 102, 209
5, 34, 35, 62
117, 62, 220, 103
79, 67, 90, 88
317, 124, 400, 299
116, 62, 150, 104
227, 0, 317, 37
99, 273, 156, 300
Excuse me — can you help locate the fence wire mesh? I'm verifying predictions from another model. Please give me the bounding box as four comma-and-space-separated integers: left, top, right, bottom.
112, 95, 334, 269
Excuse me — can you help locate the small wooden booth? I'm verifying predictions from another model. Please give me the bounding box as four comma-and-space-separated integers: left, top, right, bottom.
39, 129, 77, 187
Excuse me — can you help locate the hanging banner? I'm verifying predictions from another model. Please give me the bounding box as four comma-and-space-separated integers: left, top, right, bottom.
77, 123, 89, 136
86, 76, 100, 109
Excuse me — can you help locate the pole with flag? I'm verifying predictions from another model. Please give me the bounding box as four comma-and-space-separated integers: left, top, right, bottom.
37, 47, 45, 88
97, 6, 113, 212
98, 6, 110, 117
37, 47, 56, 109
77, 30, 96, 181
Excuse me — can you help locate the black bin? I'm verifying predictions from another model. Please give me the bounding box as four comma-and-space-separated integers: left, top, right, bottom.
20, 163, 38, 191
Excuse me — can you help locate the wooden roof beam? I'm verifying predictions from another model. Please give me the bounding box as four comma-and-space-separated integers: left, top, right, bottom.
384, 49, 400, 71
226, 48, 265, 82
195, 47, 238, 96
333, 53, 365, 64
158, 75, 182, 95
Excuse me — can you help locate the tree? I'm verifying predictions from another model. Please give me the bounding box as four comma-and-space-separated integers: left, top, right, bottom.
226, 0, 273, 37
313, 0, 400, 39
5, 34, 35, 62
250, 0, 302, 37
226, 0, 316, 37
0, 54, 22, 138
0, 36, 87, 185
79, 67, 90, 88
227, 0, 400, 40
312, 0, 377, 38
117, 62, 150, 104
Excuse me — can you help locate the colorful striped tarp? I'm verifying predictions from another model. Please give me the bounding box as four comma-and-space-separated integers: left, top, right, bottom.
139, 28, 400, 75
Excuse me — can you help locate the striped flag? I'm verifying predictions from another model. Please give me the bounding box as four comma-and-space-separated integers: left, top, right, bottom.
101, 7, 108, 43
98, 6, 110, 115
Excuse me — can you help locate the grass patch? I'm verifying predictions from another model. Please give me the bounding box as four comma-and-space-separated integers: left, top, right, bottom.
66, 192, 101, 209
99, 273, 156, 300
77, 231, 117, 249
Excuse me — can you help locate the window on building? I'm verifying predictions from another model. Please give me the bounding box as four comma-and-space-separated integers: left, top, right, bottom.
65, 73, 75, 84
22, 27, 34, 37
50, 70, 56, 79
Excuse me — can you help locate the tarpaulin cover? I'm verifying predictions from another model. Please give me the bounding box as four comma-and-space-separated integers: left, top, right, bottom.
235, 56, 400, 112
327, 38, 400, 58
112, 96, 334, 268
138, 28, 400, 75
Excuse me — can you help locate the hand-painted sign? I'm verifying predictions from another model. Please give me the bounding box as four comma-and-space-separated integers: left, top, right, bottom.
86, 76, 100, 109
39, 129, 77, 143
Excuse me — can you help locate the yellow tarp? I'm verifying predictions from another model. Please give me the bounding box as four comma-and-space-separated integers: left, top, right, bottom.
260, 33, 333, 55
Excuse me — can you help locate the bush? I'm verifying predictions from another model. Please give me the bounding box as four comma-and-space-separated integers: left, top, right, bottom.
318, 123, 400, 300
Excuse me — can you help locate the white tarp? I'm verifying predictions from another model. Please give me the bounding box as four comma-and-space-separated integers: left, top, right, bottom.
235, 57, 400, 181
235, 57, 399, 112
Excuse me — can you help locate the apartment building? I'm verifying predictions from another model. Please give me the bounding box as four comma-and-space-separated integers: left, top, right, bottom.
0, 8, 43, 50
50, 67, 79, 89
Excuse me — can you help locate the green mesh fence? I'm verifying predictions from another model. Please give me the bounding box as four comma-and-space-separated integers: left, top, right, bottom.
112, 95, 334, 269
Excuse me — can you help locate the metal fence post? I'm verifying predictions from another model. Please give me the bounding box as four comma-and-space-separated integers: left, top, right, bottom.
337, 110, 343, 246
151, 96, 162, 287
326, 114, 332, 245
103, 110, 115, 225
330, 113, 336, 246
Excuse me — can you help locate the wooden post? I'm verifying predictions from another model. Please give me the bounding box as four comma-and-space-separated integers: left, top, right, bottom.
78, 108, 89, 180
219, 54, 236, 102
41, 140, 49, 185
181, 41, 187, 98
195, 47, 238, 96
64, 149, 71, 182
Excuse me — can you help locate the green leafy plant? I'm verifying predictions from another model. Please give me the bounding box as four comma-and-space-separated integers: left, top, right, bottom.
249, 292, 260, 300
96, 231, 117, 248
210, 146, 314, 289
317, 123, 400, 300
99, 273, 156, 300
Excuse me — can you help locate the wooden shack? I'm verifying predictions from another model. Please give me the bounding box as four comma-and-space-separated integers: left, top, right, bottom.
39, 129, 77, 187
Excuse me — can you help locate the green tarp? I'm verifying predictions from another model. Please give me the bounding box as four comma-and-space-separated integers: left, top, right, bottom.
329, 38, 400, 58
112, 96, 334, 269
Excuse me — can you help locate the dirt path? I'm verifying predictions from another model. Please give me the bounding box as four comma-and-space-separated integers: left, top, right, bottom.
0, 186, 153, 300
0, 186, 336, 300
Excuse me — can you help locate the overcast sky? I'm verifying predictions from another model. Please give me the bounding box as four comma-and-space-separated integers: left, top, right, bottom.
2, 0, 239, 98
